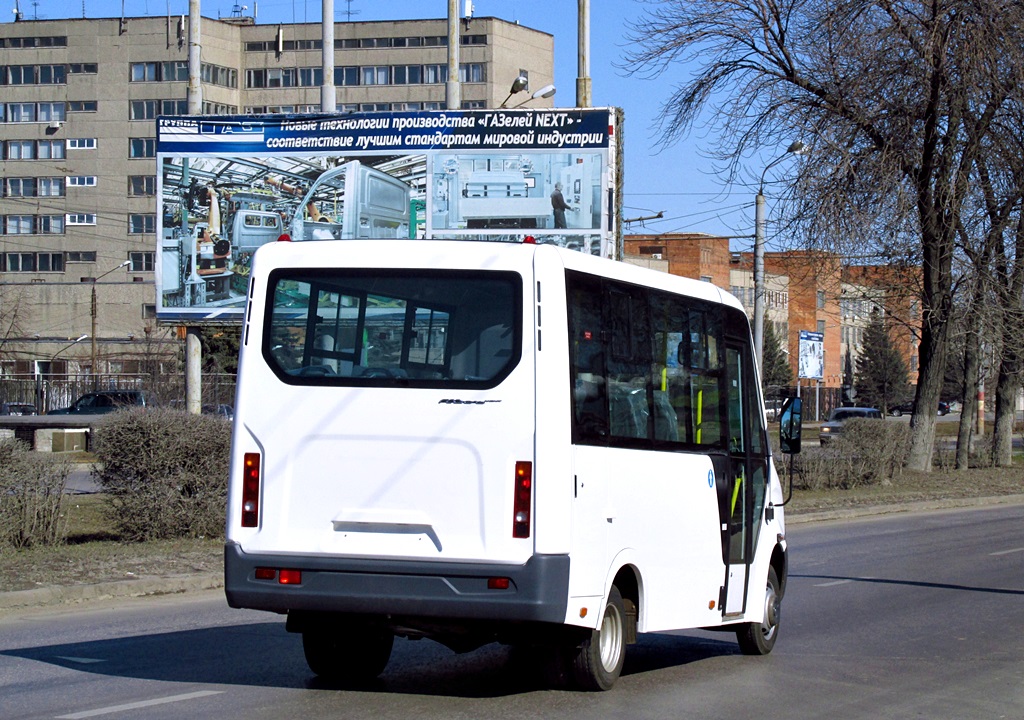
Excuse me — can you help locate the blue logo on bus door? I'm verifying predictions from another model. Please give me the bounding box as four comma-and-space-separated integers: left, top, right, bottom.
708, 469, 714, 488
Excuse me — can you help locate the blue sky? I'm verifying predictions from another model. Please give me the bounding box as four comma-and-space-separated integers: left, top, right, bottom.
12, 0, 773, 244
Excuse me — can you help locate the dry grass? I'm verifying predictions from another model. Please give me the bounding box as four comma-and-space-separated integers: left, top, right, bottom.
1, 459, 1022, 594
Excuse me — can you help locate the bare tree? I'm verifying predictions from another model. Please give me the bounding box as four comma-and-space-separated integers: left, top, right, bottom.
0, 286, 27, 367
625, 0, 1024, 470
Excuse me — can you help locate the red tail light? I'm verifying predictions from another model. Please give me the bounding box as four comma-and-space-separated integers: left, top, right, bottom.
241, 452, 261, 527
513, 461, 532, 538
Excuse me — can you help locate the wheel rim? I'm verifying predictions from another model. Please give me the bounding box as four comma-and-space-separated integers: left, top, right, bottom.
761, 581, 780, 641
599, 603, 624, 671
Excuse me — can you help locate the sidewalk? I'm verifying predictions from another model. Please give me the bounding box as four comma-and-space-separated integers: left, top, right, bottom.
2, 494, 1023, 613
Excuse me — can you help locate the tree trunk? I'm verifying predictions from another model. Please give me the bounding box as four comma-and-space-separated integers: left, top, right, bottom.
992, 353, 1020, 467
955, 327, 980, 470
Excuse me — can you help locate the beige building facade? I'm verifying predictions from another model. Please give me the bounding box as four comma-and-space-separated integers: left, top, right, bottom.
0, 14, 554, 377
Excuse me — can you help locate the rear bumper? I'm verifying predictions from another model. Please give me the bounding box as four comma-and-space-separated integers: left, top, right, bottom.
224, 542, 570, 624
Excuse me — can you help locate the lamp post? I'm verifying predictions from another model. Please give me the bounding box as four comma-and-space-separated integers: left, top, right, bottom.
37, 334, 87, 413
90, 260, 130, 388
754, 141, 806, 375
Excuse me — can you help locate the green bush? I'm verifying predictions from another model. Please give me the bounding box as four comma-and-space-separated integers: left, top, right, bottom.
92, 408, 232, 541
0, 438, 71, 548
797, 418, 910, 490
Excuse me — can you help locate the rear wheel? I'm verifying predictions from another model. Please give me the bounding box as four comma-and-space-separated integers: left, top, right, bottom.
570, 585, 626, 691
302, 620, 394, 683
736, 567, 781, 655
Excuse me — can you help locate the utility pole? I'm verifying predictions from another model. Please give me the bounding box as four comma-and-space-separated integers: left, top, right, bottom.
321, 0, 336, 111
446, 0, 461, 110
576, 0, 591, 107
185, 0, 203, 414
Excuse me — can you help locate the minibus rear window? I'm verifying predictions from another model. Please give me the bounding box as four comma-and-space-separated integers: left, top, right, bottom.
263, 268, 522, 388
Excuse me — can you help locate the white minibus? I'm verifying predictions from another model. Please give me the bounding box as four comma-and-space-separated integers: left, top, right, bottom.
226, 238, 795, 690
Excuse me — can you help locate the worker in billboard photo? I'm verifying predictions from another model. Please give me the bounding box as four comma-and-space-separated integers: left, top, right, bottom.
551, 181, 575, 228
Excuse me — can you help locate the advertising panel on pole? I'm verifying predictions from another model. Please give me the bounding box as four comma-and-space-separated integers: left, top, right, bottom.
798, 330, 824, 380
155, 108, 622, 323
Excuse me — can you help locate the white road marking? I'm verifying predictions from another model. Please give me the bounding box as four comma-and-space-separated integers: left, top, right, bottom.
815, 579, 854, 587
54, 657, 107, 664
990, 547, 1024, 556
55, 690, 223, 719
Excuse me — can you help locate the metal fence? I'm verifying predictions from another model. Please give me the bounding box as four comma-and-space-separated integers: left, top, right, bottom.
0, 373, 237, 414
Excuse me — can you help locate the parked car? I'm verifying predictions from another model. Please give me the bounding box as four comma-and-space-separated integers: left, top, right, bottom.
48, 390, 153, 415
203, 404, 234, 420
819, 406, 883, 445
0, 402, 37, 416
888, 401, 950, 417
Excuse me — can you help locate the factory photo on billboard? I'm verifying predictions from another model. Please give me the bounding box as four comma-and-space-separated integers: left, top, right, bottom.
156, 108, 620, 322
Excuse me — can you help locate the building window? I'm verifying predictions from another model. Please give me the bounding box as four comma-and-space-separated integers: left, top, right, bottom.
68, 138, 97, 150
162, 61, 189, 81
5, 215, 34, 234
130, 100, 159, 120
130, 62, 159, 82
335, 66, 359, 86
7, 102, 36, 122
129, 251, 155, 272
37, 102, 66, 122
816, 290, 826, 309
37, 140, 65, 159
459, 63, 485, 83
39, 215, 64, 234
129, 138, 157, 158
66, 250, 97, 262
5, 140, 33, 159
142, 304, 157, 319
68, 101, 97, 112
361, 66, 390, 85
5, 178, 36, 197
129, 214, 157, 234
68, 63, 98, 74
700, 275, 713, 283
461, 34, 487, 45
162, 99, 188, 115
817, 320, 826, 335
67, 176, 97, 187
3, 252, 62, 272
128, 176, 157, 196
0, 36, 67, 48
66, 213, 97, 225
37, 177, 65, 196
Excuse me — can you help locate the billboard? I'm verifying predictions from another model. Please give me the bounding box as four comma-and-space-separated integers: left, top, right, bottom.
798, 330, 824, 380
155, 108, 621, 323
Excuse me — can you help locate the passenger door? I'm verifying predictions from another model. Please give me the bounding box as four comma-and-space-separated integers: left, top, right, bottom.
722, 342, 768, 616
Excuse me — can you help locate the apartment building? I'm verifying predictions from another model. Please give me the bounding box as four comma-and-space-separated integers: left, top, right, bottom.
625, 233, 919, 394
0, 14, 554, 376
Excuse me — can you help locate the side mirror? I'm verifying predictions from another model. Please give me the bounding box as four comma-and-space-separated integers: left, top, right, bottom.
779, 397, 803, 455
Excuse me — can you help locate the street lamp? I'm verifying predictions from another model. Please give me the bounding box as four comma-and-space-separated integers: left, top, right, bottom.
499, 75, 529, 108
90, 260, 131, 388
510, 84, 556, 108
754, 141, 806, 375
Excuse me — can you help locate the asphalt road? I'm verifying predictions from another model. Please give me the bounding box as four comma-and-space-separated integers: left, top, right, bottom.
1, 504, 1021, 720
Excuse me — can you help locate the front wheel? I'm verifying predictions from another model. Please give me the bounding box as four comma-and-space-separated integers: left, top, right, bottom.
570, 585, 627, 690
302, 621, 394, 683
736, 567, 781, 655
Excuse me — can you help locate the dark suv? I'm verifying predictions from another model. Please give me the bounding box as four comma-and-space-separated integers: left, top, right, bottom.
49, 390, 152, 415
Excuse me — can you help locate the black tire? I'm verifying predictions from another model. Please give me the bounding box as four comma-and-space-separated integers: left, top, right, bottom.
302, 621, 394, 683
736, 566, 781, 655
890, 408, 902, 417
570, 585, 627, 691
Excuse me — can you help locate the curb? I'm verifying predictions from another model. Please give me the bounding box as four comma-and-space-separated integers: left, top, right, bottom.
2, 495, 1022, 613
0, 573, 223, 612
785, 493, 1024, 525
